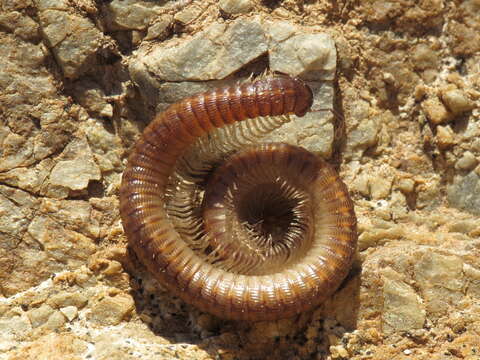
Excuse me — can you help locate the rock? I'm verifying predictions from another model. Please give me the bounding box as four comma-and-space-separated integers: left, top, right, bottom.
346, 116, 380, 157
130, 16, 267, 82
0, 310, 32, 344
265, 81, 335, 157
455, 151, 478, 171
27, 304, 55, 328
382, 275, 426, 335
174, 4, 202, 25
411, 43, 438, 71
35, 0, 106, 79
0, 11, 40, 41
269, 30, 337, 81
47, 291, 88, 310
49, 137, 101, 194
71, 80, 113, 118
6, 333, 88, 360
105, 0, 166, 31
89, 291, 134, 325
145, 15, 173, 41
436, 125, 455, 149
447, 171, 480, 215
422, 96, 450, 125
396, 177, 416, 193
414, 252, 465, 317
441, 88, 475, 115
219, 0, 254, 15
0, 186, 36, 245
59, 306, 78, 321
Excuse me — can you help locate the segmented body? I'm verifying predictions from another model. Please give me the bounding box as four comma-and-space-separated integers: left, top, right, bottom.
119, 75, 357, 321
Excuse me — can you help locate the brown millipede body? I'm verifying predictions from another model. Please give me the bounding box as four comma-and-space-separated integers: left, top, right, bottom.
119, 74, 357, 321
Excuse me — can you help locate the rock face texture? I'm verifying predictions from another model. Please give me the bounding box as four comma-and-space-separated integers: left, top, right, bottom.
0, 0, 479, 359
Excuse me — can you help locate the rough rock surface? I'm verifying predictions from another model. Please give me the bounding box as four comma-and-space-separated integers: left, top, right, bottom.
1, 0, 479, 359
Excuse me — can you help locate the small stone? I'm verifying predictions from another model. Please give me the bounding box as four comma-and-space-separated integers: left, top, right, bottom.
422, 96, 450, 125
382, 276, 426, 335
269, 31, 336, 81
131, 17, 266, 82
219, 0, 253, 15
472, 138, 480, 152
330, 345, 349, 358
89, 292, 134, 325
37, 5, 105, 79
396, 178, 415, 193
447, 171, 480, 215
59, 306, 78, 321
455, 151, 478, 171
43, 310, 66, 331
441, 88, 475, 115
106, 0, 164, 31
145, 15, 172, 41
411, 43, 438, 70
27, 304, 55, 328
71, 80, 113, 117
436, 125, 455, 149
48, 292, 88, 309
174, 5, 202, 25
346, 117, 380, 157
49, 138, 101, 192
448, 219, 478, 234
414, 252, 465, 316
369, 175, 392, 200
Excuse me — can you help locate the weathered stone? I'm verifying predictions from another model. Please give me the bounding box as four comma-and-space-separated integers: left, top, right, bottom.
145, 15, 173, 41
71, 80, 113, 117
414, 252, 465, 317
411, 43, 438, 70
382, 274, 426, 334
455, 151, 478, 171
6, 333, 88, 360
0, 311, 32, 345
131, 17, 267, 82
219, 0, 253, 15
47, 291, 88, 309
346, 117, 380, 156
35, 0, 105, 79
49, 137, 101, 193
436, 125, 455, 149
174, 4, 202, 25
0, 11, 40, 41
269, 30, 336, 81
105, 0, 166, 31
369, 175, 393, 199
59, 306, 78, 321
423, 96, 450, 125
0, 186, 36, 246
89, 291, 134, 325
447, 171, 480, 215
441, 88, 475, 115
27, 304, 55, 328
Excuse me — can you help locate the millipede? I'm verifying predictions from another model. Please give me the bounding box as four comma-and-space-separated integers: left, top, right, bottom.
119, 74, 357, 321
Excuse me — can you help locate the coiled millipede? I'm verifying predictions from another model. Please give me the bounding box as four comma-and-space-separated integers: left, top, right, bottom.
119, 74, 357, 321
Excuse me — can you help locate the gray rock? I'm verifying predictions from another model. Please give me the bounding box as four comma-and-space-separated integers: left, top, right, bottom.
447, 171, 480, 215
35, 1, 105, 79
130, 16, 267, 82
382, 275, 426, 334
145, 15, 173, 41
49, 137, 101, 193
455, 151, 478, 171
269, 30, 336, 81
219, 0, 254, 15
105, 0, 166, 31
